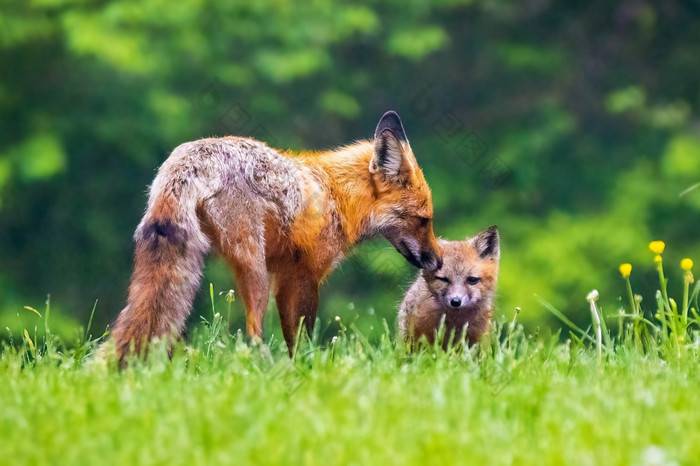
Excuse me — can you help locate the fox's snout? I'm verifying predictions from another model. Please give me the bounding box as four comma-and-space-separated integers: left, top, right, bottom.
444, 292, 473, 309
440, 282, 487, 310
393, 236, 442, 271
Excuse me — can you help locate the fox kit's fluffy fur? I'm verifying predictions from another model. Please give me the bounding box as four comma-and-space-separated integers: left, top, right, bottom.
112, 111, 441, 360
399, 226, 500, 347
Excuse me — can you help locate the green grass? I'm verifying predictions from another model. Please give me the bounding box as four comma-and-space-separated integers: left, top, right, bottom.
2, 252, 700, 465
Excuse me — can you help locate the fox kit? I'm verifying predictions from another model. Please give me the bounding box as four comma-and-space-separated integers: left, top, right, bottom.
112, 111, 441, 361
399, 226, 500, 347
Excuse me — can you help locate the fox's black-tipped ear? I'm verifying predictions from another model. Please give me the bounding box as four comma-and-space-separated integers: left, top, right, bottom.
374, 110, 408, 142
473, 225, 499, 259
370, 111, 412, 179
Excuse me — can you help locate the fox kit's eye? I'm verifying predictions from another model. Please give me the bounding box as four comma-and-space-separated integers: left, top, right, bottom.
467, 276, 480, 285
434, 275, 450, 283
417, 217, 430, 228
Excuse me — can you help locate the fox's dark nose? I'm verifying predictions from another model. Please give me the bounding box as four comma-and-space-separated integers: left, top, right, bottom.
420, 251, 442, 271
450, 297, 461, 308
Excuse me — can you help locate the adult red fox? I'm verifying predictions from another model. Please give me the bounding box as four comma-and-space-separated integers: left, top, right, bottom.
112, 111, 441, 360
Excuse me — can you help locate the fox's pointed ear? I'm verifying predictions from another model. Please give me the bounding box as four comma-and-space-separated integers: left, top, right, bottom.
370, 111, 414, 180
473, 226, 499, 259
374, 110, 408, 142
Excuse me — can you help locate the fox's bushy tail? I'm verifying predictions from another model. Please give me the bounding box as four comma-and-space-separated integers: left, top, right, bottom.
111, 158, 211, 362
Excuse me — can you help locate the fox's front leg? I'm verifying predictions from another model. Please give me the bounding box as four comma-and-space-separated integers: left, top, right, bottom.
274, 266, 320, 354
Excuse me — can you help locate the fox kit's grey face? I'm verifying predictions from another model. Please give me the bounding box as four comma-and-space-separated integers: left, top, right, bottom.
424, 227, 500, 309
370, 111, 441, 271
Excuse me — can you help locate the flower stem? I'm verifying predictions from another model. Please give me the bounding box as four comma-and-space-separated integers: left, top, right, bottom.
658, 261, 671, 314
682, 273, 690, 329
625, 277, 638, 345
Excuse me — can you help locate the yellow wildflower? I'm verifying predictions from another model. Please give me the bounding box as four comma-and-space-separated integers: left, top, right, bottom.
654, 255, 662, 263
619, 263, 632, 278
649, 241, 665, 255
681, 258, 693, 271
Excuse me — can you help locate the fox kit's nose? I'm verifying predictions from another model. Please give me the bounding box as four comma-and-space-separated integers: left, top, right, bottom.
450, 297, 461, 308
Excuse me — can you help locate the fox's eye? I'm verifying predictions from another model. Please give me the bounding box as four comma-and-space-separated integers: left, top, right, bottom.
435, 276, 449, 283
467, 276, 480, 285
417, 216, 431, 228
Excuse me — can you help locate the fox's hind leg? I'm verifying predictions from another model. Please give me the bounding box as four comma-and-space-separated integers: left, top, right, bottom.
201, 196, 270, 341
231, 259, 270, 340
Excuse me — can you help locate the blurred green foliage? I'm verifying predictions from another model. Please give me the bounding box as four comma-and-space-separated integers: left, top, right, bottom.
1, 0, 699, 339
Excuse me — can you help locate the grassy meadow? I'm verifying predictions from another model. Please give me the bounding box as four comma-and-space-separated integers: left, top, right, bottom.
2, 243, 699, 465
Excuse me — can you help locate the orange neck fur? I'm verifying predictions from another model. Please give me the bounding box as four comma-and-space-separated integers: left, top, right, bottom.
291, 141, 379, 245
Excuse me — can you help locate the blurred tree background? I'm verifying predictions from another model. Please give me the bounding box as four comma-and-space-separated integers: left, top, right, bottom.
1, 0, 699, 340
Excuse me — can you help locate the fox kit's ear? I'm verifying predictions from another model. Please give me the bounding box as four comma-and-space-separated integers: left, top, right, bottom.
370, 111, 414, 181
473, 225, 500, 259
